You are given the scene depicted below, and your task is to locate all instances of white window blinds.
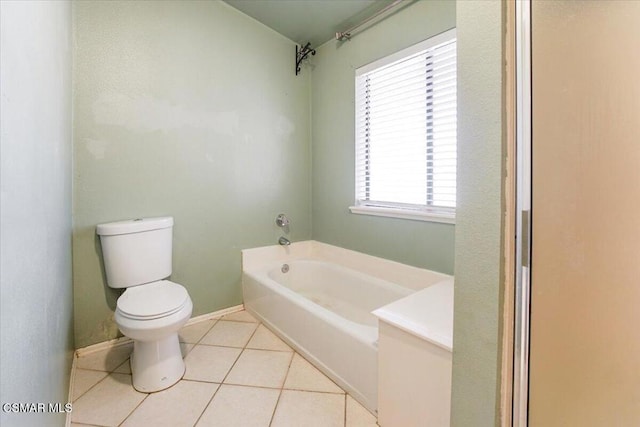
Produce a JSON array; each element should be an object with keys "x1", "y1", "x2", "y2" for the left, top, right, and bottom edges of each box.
[{"x1": 355, "y1": 29, "x2": 457, "y2": 219}]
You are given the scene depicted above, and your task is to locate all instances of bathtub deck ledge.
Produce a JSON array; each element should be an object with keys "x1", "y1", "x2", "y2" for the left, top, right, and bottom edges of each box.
[{"x1": 372, "y1": 279, "x2": 454, "y2": 351}]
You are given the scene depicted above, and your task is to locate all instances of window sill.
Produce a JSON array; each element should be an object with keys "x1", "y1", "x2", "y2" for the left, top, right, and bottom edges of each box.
[{"x1": 349, "y1": 205, "x2": 456, "y2": 224}]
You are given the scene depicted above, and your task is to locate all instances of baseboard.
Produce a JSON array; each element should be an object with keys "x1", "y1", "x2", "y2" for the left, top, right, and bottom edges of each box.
[
  {"x1": 186, "y1": 304, "x2": 244, "y2": 326},
  {"x1": 75, "y1": 335, "x2": 133, "y2": 358},
  {"x1": 74, "y1": 304, "x2": 244, "y2": 357}
]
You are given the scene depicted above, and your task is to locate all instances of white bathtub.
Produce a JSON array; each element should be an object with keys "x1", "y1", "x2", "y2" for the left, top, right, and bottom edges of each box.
[{"x1": 242, "y1": 241, "x2": 453, "y2": 413}]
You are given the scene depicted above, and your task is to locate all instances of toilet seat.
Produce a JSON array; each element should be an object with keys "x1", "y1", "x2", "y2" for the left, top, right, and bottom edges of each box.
[{"x1": 117, "y1": 280, "x2": 189, "y2": 320}]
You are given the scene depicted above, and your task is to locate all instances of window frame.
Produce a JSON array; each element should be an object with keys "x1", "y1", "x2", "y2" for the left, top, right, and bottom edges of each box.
[{"x1": 349, "y1": 29, "x2": 457, "y2": 224}]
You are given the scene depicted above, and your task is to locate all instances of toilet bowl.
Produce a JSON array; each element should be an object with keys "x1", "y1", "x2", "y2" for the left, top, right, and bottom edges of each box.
[
  {"x1": 96, "y1": 217, "x2": 193, "y2": 393},
  {"x1": 114, "y1": 280, "x2": 192, "y2": 392}
]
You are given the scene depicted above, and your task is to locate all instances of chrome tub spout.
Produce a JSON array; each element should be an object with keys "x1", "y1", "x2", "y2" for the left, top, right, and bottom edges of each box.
[{"x1": 278, "y1": 236, "x2": 291, "y2": 246}]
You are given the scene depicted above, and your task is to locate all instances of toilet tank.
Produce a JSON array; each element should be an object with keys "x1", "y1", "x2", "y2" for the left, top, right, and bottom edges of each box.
[{"x1": 96, "y1": 217, "x2": 173, "y2": 289}]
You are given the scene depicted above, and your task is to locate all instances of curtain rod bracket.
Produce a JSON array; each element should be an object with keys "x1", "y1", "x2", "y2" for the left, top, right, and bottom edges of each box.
[
  {"x1": 335, "y1": 32, "x2": 351, "y2": 42},
  {"x1": 296, "y1": 42, "x2": 316, "y2": 75},
  {"x1": 335, "y1": 0, "x2": 408, "y2": 42}
]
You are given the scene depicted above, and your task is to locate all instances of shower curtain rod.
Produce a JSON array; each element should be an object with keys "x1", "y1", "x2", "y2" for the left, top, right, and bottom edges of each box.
[{"x1": 335, "y1": 0, "x2": 408, "y2": 41}]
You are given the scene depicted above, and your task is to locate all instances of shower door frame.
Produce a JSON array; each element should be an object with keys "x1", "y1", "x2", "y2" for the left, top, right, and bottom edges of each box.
[{"x1": 509, "y1": 0, "x2": 532, "y2": 426}]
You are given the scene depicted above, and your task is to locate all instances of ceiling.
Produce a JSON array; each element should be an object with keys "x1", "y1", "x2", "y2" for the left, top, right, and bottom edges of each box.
[{"x1": 223, "y1": 0, "x2": 396, "y2": 47}]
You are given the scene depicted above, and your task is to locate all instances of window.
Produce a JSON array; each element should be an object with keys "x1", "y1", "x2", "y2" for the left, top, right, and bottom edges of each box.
[{"x1": 351, "y1": 29, "x2": 457, "y2": 223}]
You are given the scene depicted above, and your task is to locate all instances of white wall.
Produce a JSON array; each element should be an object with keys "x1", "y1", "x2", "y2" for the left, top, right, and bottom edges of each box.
[{"x1": 0, "y1": 1, "x2": 74, "y2": 425}]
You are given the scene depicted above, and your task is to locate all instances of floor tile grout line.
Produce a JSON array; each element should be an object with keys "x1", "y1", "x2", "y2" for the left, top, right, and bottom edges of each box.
[
  {"x1": 181, "y1": 379, "x2": 276, "y2": 392},
  {"x1": 75, "y1": 354, "x2": 132, "y2": 373},
  {"x1": 117, "y1": 391, "x2": 150, "y2": 427},
  {"x1": 198, "y1": 321, "x2": 260, "y2": 349},
  {"x1": 254, "y1": 321, "x2": 356, "y2": 425},
  {"x1": 344, "y1": 393, "x2": 348, "y2": 427},
  {"x1": 191, "y1": 382, "x2": 223, "y2": 427},
  {"x1": 184, "y1": 316, "x2": 260, "y2": 427},
  {"x1": 192, "y1": 316, "x2": 263, "y2": 427},
  {"x1": 245, "y1": 324, "x2": 295, "y2": 353},
  {"x1": 75, "y1": 344, "x2": 133, "y2": 374},
  {"x1": 72, "y1": 366, "x2": 125, "y2": 374},
  {"x1": 71, "y1": 350, "x2": 134, "y2": 422},
  {"x1": 188, "y1": 317, "x2": 219, "y2": 347},
  {"x1": 173, "y1": 312, "x2": 259, "y2": 347},
  {"x1": 70, "y1": 373, "x2": 106, "y2": 404},
  {"x1": 75, "y1": 421, "x2": 112, "y2": 427},
  {"x1": 215, "y1": 317, "x2": 260, "y2": 324},
  {"x1": 268, "y1": 347, "x2": 296, "y2": 427},
  {"x1": 179, "y1": 377, "x2": 345, "y2": 395},
  {"x1": 246, "y1": 322, "x2": 296, "y2": 353},
  {"x1": 113, "y1": 358, "x2": 131, "y2": 374},
  {"x1": 181, "y1": 343, "x2": 196, "y2": 359},
  {"x1": 183, "y1": 379, "x2": 345, "y2": 395},
  {"x1": 280, "y1": 351, "x2": 296, "y2": 389},
  {"x1": 269, "y1": 388, "x2": 284, "y2": 427},
  {"x1": 250, "y1": 320, "x2": 351, "y2": 395},
  {"x1": 71, "y1": 367, "x2": 124, "y2": 405},
  {"x1": 216, "y1": 318, "x2": 262, "y2": 385},
  {"x1": 285, "y1": 351, "x2": 347, "y2": 395},
  {"x1": 280, "y1": 386, "x2": 345, "y2": 395},
  {"x1": 196, "y1": 341, "x2": 293, "y2": 353}
]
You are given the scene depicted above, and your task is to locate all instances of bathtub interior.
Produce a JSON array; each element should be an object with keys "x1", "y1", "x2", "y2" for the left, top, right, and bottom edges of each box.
[
  {"x1": 267, "y1": 260, "x2": 413, "y2": 327},
  {"x1": 242, "y1": 240, "x2": 451, "y2": 292}
]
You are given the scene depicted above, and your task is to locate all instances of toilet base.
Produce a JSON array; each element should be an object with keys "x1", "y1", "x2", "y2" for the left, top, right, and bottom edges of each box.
[{"x1": 130, "y1": 333, "x2": 185, "y2": 393}]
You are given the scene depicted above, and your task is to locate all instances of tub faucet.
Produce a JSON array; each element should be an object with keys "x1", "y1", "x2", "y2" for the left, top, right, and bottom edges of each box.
[
  {"x1": 278, "y1": 236, "x2": 291, "y2": 246},
  {"x1": 276, "y1": 214, "x2": 290, "y2": 228}
]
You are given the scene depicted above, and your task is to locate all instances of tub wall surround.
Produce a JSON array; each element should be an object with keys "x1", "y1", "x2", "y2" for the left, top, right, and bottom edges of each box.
[
  {"x1": 242, "y1": 241, "x2": 453, "y2": 414},
  {"x1": 0, "y1": 1, "x2": 74, "y2": 425},
  {"x1": 310, "y1": 0, "x2": 456, "y2": 275},
  {"x1": 73, "y1": 0, "x2": 312, "y2": 347}
]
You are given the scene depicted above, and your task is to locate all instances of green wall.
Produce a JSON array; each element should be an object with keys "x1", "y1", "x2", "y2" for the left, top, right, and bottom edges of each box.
[
  {"x1": 73, "y1": 0, "x2": 312, "y2": 347},
  {"x1": 310, "y1": 0, "x2": 456, "y2": 275},
  {"x1": 451, "y1": 1, "x2": 505, "y2": 425},
  {"x1": 310, "y1": 4, "x2": 510, "y2": 422},
  {"x1": 1, "y1": 1, "x2": 74, "y2": 425}
]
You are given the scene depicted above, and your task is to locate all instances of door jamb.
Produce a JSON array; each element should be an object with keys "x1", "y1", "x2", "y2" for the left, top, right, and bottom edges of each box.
[{"x1": 501, "y1": 1, "x2": 532, "y2": 426}]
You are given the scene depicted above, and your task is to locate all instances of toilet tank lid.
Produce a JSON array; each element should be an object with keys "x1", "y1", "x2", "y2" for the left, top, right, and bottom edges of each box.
[{"x1": 96, "y1": 217, "x2": 173, "y2": 236}]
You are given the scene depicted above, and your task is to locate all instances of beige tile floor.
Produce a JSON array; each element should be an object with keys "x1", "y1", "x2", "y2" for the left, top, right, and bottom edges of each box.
[{"x1": 70, "y1": 310, "x2": 378, "y2": 427}]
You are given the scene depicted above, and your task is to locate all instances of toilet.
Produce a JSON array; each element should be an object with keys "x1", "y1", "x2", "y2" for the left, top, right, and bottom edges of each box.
[{"x1": 96, "y1": 216, "x2": 193, "y2": 393}]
